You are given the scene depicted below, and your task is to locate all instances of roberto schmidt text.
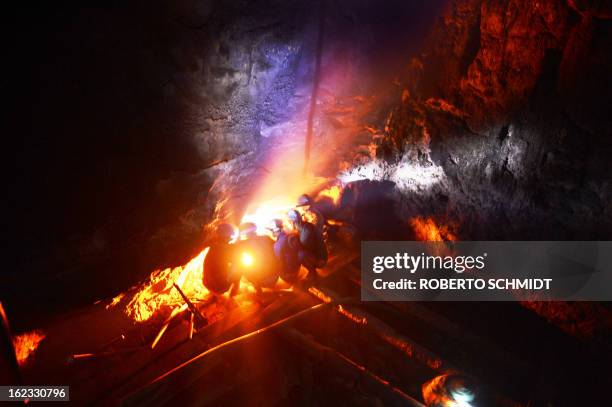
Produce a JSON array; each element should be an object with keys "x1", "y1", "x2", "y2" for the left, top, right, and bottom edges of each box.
[{"x1": 372, "y1": 278, "x2": 553, "y2": 291}]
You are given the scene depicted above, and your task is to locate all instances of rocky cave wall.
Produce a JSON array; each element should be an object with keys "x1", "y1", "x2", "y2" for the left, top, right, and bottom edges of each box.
[
  {"x1": 6, "y1": 0, "x2": 319, "y2": 317},
  {"x1": 5, "y1": 0, "x2": 444, "y2": 320},
  {"x1": 7, "y1": 0, "x2": 609, "y2": 321},
  {"x1": 382, "y1": 0, "x2": 612, "y2": 239}
]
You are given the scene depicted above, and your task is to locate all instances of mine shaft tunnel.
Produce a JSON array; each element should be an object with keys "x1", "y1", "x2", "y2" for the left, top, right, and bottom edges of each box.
[{"x1": 4, "y1": 0, "x2": 612, "y2": 406}]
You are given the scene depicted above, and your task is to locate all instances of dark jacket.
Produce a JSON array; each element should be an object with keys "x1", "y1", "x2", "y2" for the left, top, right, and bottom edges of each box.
[
  {"x1": 297, "y1": 221, "x2": 328, "y2": 263},
  {"x1": 235, "y1": 236, "x2": 279, "y2": 288},
  {"x1": 203, "y1": 241, "x2": 238, "y2": 294},
  {"x1": 274, "y1": 232, "x2": 301, "y2": 282}
]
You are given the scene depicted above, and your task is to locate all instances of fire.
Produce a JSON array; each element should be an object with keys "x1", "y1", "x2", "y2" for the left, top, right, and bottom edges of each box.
[
  {"x1": 13, "y1": 330, "x2": 45, "y2": 366},
  {"x1": 126, "y1": 248, "x2": 210, "y2": 322},
  {"x1": 123, "y1": 198, "x2": 294, "y2": 323},
  {"x1": 124, "y1": 245, "x2": 261, "y2": 323},
  {"x1": 240, "y1": 196, "x2": 297, "y2": 236},
  {"x1": 123, "y1": 172, "x2": 336, "y2": 323},
  {"x1": 318, "y1": 184, "x2": 342, "y2": 205},
  {"x1": 410, "y1": 217, "x2": 456, "y2": 241}
]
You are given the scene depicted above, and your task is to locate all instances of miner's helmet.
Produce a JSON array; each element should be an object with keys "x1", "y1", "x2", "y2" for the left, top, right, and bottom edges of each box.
[
  {"x1": 287, "y1": 209, "x2": 302, "y2": 223},
  {"x1": 239, "y1": 222, "x2": 258, "y2": 239},
  {"x1": 215, "y1": 223, "x2": 235, "y2": 241},
  {"x1": 296, "y1": 194, "x2": 312, "y2": 207}
]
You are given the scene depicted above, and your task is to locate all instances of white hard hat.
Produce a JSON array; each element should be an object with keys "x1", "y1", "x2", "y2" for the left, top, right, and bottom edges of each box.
[
  {"x1": 287, "y1": 209, "x2": 301, "y2": 222},
  {"x1": 297, "y1": 194, "x2": 312, "y2": 207}
]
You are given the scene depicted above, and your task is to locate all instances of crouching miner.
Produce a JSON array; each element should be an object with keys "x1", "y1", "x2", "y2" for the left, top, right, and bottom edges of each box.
[
  {"x1": 287, "y1": 210, "x2": 328, "y2": 283},
  {"x1": 271, "y1": 219, "x2": 301, "y2": 284},
  {"x1": 203, "y1": 223, "x2": 241, "y2": 296},
  {"x1": 235, "y1": 222, "x2": 280, "y2": 293}
]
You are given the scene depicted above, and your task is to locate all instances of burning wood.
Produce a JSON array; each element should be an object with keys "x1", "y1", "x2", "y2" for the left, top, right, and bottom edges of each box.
[
  {"x1": 150, "y1": 304, "x2": 188, "y2": 349},
  {"x1": 188, "y1": 313, "x2": 195, "y2": 340},
  {"x1": 125, "y1": 248, "x2": 210, "y2": 322},
  {"x1": 12, "y1": 330, "x2": 46, "y2": 366},
  {"x1": 172, "y1": 283, "x2": 207, "y2": 325}
]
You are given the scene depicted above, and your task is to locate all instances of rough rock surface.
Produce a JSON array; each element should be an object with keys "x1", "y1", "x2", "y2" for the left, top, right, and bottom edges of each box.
[
  {"x1": 382, "y1": 0, "x2": 612, "y2": 239},
  {"x1": 7, "y1": 0, "x2": 317, "y2": 317},
  {"x1": 6, "y1": 0, "x2": 444, "y2": 318}
]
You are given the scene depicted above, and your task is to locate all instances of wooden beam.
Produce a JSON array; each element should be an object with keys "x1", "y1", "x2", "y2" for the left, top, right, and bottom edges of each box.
[
  {"x1": 307, "y1": 285, "x2": 458, "y2": 372},
  {"x1": 279, "y1": 327, "x2": 426, "y2": 407}
]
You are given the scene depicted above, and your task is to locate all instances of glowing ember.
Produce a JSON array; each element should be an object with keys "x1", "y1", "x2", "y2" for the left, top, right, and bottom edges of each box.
[
  {"x1": 126, "y1": 248, "x2": 210, "y2": 322},
  {"x1": 13, "y1": 330, "x2": 45, "y2": 366},
  {"x1": 106, "y1": 292, "x2": 125, "y2": 309},
  {"x1": 410, "y1": 217, "x2": 456, "y2": 242}
]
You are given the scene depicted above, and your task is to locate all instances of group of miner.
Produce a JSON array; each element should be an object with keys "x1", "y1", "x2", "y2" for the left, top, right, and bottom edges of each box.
[{"x1": 202, "y1": 194, "x2": 329, "y2": 296}]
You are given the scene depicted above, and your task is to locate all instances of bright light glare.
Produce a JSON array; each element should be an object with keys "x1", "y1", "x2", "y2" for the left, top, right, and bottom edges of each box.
[
  {"x1": 241, "y1": 252, "x2": 254, "y2": 267},
  {"x1": 450, "y1": 385, "x2": 475, "y2": 406},
  {"x1": 445, "y1": 399, "x2": 474, "y2": 407},
  {"x1": 338, "y1": 158, "x2": 446, "y2": 192},
  {"x1": 240, "y1": 197, "x2": 296, "y2": 236},
  {"x1": 338, "y1": 161, "x2": 386, "y2": 183},
  {"x1": 392, "y1": 161, "x2": 446, "y2": 191}
]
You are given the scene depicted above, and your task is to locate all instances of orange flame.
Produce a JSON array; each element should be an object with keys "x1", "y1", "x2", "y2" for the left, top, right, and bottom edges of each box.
[
  {"x1": 410, "y1": 217, "x2": 456, "y2": 242},
  {"x1": 240, "y1": 196, "x2": 297, "y2": 236},
  {"x1": 123, "y1": 199, "x2": 290, "y2": 323},
  {"x1": 318, "y1": 184, "x2": 342, "y2": 205},
  {"x1": 13, "y1": 330, "x2": 45, "y2": 366},
  {"x1": 125, "y1": 248, "x2": 211, "y2": 322},
  {"x1": 124, "y1": 245, "x2": 262, "y2": 323}
]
